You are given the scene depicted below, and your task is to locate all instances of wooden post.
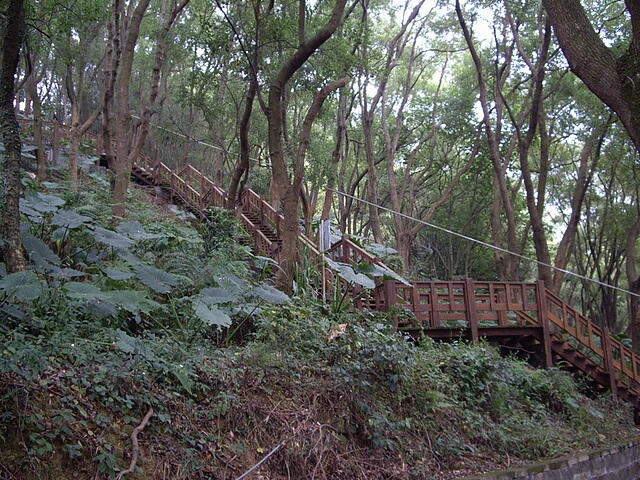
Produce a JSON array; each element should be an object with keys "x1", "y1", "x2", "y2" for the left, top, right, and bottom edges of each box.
[
  {"x1": 339, "y1": 236, "x2": 346, "y2": 262},
  {"x1": 602, "y1": 327, "x2": 618, "y2": 400},
  {"x1": 536, "y1": 280, "x2": 554, "y2": 368},
  {"x1": 353, "y1": 283, "x2": 363, "y2": 310},
  {"x1": 383, "y1": 280, "x2": 398, "y2": 330},
  {"x1": 429, "y1": 282, "x2": 440, "y2": 328},
  {"x1": 464, "y1": 278, "x2": 479, "y2": 343},
  {"x1": 97, "y1": 134, "x2": 104, "y2": 155}
]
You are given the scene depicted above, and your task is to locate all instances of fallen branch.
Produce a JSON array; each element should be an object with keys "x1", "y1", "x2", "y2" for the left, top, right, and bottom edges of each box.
[
  {"x1": 234, "y1": 442, "x2": 284, "y2": 480},
  {"x1": 116, "y1": 407, "x2": 154, "y2": 480}
]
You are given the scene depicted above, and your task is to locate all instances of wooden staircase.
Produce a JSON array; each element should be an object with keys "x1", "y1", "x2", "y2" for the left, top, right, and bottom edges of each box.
[{"x1": 17, "y1": 117, "x2": 640, "y2": 415}]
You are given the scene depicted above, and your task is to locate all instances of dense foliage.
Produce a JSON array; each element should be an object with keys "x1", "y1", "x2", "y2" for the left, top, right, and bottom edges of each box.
[{"x1": 0, "y1": 173, "x2": 636, "y2": 479}]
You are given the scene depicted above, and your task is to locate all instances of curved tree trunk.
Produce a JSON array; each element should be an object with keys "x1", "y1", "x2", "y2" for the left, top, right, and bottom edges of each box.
[
  {"x1": 227, "y1": 82, "x2": 256, "y2": 209},
  {"x1": 542, "y1": 0, "x2": 640, "y2": 152},
  {"x1": 266, "y1": 0, "x2": 348, "y2": 293}
]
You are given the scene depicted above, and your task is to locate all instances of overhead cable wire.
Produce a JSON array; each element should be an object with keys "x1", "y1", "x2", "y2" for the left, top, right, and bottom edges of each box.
[{"x1": 328, "y1": 187, "x2": 640, "y2": 299}]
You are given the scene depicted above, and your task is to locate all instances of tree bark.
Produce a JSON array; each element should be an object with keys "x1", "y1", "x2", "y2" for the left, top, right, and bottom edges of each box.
[
  {"x1": 227, "y1": 82, "x2": 256, "y2": 209},
  {"x1": 321, "y1": 86, "x2": 348, "y2": 222},
  {"x1": 24, "y1": 54, "x2": 47, "y2": 182},
  {"x1": 267, "y1": 0, "x2": 348, "y2": 292},
  {"x1": 627, "y1": 214, "x2": 640, "y2": 352},
  {"x1": 104, "y1": 0, "x2": 188, "y2": 218},
  {"x1": 0, "y1": 0, "x2": 27, "y2": 273},
  {"x1": 542, "y1": 0, "x2": 640, "y2": 151},
  {"x1": 456, "y1": 0, "x2": 519, "y2": 280}
]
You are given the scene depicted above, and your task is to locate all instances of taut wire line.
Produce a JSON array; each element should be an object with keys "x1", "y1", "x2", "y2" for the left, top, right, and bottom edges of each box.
[{"x1": 328, "y1": 187, "x2": 640, "y2": 299}]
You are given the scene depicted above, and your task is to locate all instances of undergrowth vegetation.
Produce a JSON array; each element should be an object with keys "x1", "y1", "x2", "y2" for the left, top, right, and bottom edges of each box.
[{"x1": 0, "y1": 175, "x2": 637, "y2": 479}]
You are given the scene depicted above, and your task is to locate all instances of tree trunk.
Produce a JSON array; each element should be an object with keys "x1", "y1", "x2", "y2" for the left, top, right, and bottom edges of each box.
[
  {"x1": 0, "y1": 0, "x2": 27, "y2": 273},
  {"x1": 24, "y1": 66, "x2": 47, "y2": 181},
  {"x1": 457, "y1": 0, "x2": 519, "y2": 280},
  {"x1": 227, "y1": 82, "x2": 256, "y2": 209},
  {"x1": 321, "y1": 86, "x2": 347, "y2": 222},
  {"x1": 542, "y1": 0, "x2": 640, "y2": 152},
  {"x1": 104, "y1": 0, "x2": 188, "y2": 219},
  {"x1": 550, "y1": 120, "x2": 610, "y2": 292},
  {"x1": 627, "y1": 214, "x2": 640, "y2": 352},
  {"x1": 266, "y1": 0, "x2": 348, "y2": 292}
]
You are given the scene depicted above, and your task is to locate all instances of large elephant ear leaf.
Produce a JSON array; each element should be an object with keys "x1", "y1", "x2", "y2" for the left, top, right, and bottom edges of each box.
[
  {"x1": 20, "y1": 191, "x2": 65, "y2": 213},
  {"x1": 324, "y1": 257, "x2": 375, "y2": 289},
  {"x1": 90, "y1": 226, "x2": 135, "y2": 249},
  {"x1": 251, "y1": 284, "x2": 290, "y2": 304},
  {"x1": 192, "y1": 301, "x2": 232, "y2": 328},
  {"x1": 51, "y1": 210, "x2": 92, "y2": 229},
  {"x1": 0, "y1": 271, "x2": 46, "y2": 302},
  {"x1": 199, "y1": 287, "x2": 239, "y2": 304},
  {"x1": 21, "y1": 228, "x2": 61, "y2": 265},
  {"x1": 133, "y1": 264, "x2": 180, "y2": 293},
  {"x1": 365, "y1": 264, "x2": 411, "y2": 286},
  {"x1": 103, "y1": 290, "x2": 160, "y2": 314},
  {"x1": 217, "y1": 274, "x2": 245, "y2": 293}
]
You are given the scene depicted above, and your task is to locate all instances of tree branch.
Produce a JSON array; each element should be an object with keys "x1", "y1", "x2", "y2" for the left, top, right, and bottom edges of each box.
[{"x1": 116, "y1": 407, "x2": 154, "y2": 479}]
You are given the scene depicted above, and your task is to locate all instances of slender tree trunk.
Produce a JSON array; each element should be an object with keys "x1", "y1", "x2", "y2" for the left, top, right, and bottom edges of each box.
[
  {"x1": 105, "y1": 0, "x2": 188, "y2": 219},
  {"x1": 362, "y1": 110, "x2": 383, "y2": 243},
  {"x1": 550, "y1": 120, "x2": 610, "y2": 292},
  {"x1": 0, "y1": 0, "x2": 27, "y2": 273},
  {"x1": 24, "y1": 67, "x2": 47, "y2": 181},
  {"x1": 627, "y1": 214, "x2": 640, "y2": 352},
  {"x1": 227, "y1": 82, "x2": 256, "y2": 209},
  {"x1": 266, "y1": 0, "x2": 348, "y2": 292},
  {"x1": 321, "y1": 86, "x2": 347, "y2": 222},
  {"x1": 457, "y1": 0, "x2": 519, "y2": 280}
]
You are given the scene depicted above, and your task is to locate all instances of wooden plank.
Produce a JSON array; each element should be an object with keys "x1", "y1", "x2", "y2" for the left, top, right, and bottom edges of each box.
[
  {"x1": 536, "y1": 280, "x2": 553, "y2": 368},
  {"x1": 465, "y1": 278, "x2": 479, "y2": 343},
  {"x1": 602, "y1": 327, "x2": 618, "y2": 399}
]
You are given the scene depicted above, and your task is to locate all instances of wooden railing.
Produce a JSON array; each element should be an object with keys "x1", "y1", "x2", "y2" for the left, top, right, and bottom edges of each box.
[{"x1": 377, "y1": 278, "x2": 640, "y2": 404}]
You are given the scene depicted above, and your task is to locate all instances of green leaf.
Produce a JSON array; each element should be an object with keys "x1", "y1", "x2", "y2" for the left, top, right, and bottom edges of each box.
[
  {"x1": 251, "y1": 284, "x2": 290, "y2": 304},
  {"x1": 365, "y1": 243, "x2": 398, "y2": 256},
  {"x1": 325, "y1": 257, "x2": 375, "y2": 289},
  {"x1": 365, "y1": 263, "x2": 411, "y2": 286},
  {"x1": 171, "y1": 367, "x2": 193, "y2": 394},
  {"x1": 115, "y1": 330, "x2": 155, "y2": 361},
  {"x1": 90, "y1": 227, "x2": 135, "y2": 249},
  {"x1": 51, "y1": 210, "x2": 92, "y2": 229},
  {"x1": 217, "y1": 274, "x2": 245, "y2": 292},
  {"x1": 21, "y1": 229, "x2": 61, "y2": 265},
  {"x1": 63, "y1": 282, "x2": 107, "y2": 301},
  {"x1": 193, "y1": 302, "x2": 232, "y2": 328},
  {"x1": 198, "y1": 287, "x2": 239, "y2": 304},
  {"x1": 46, "y1": 265, "x2": 86, "y2": 279},
  {"x1": 103, "y1": 268, "x2": 134, "y2": 281},
  {"x1": 20, "y1": 191, "x2": 65, "y2": 213},
  {"x1": 0, "y1": 271, "x2": 45, "y2": 302},
  {"x1": 116, "y1": 221, "x2": 162, "y2": 240},
  {"x1": 133, "y1": 264, "x2": 179, "y2": 294},
  {"x1": 103, "y1": 290, "x2": 159, "y2": 314}
]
